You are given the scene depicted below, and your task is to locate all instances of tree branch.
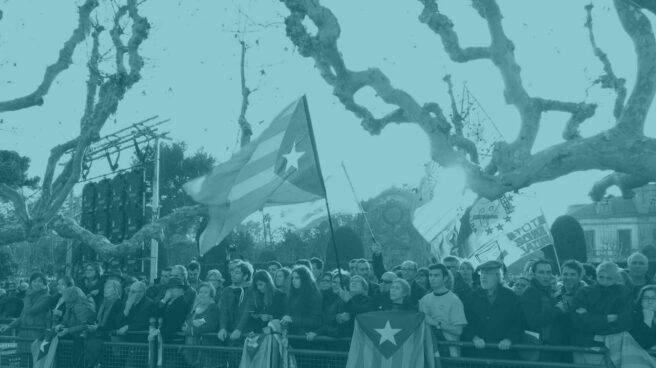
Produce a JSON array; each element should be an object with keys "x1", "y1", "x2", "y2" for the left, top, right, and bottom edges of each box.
[
  {"x1": 585, "y1": 3, "x2": 627, "y2": 120},
  {"x1": 238, "y1": 40, "x2": 253, "y2": 147},
  {"x1": 589, "y1": 171, "x2": 651, "y2": 201},
  {"x1": 0, "y1": 184, "x2": 29, "y2": 223},
  {"x1": 417, "y1": 0, "x2": 491, "y2": 63},
  {"x1": 0, "y1": 221, "x2": 27, "y2": 245},
  {"x1": 612, "y1": 0, "x2": 656, "y2": 135},
  {"x1": 48, "y1": 205, "x2": 208, "y2": 257},
  {"x1": 0, "y1": 0, "x2": 99, "y2": 113},
  {"x1": 534, "y1": 98, "x2": 597, "y2": 140},
  {"x1": 443, "y1": 75, "x2": 464, "y2": 136}
]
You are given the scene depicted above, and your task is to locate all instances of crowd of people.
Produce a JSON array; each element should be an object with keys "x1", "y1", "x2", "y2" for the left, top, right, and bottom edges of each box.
[{"x1": 1, "y1": 247, "x2": 656, "y2": 367}]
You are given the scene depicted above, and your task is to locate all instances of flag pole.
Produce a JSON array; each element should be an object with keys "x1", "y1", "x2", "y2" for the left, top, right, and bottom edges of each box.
[
  {"x1": 341, "y1": 161, "x2": 377, "y2": 243},
  {"x1": 301, "y1": 96, "x2": 346, "y2": 288}
]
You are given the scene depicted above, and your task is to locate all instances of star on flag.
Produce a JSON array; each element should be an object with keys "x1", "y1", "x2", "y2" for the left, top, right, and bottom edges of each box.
[
  {"x1": 282, "y1": 142, "x2": 305, "y2": 172},
  {"x1": 374, "y1": 320, "x2": 401, "y2": 345}
]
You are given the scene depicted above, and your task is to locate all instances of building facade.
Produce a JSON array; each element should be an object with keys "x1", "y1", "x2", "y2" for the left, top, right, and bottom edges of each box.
[{"x1": 568, "y1": 183, "x2": 656, "y2": 262}]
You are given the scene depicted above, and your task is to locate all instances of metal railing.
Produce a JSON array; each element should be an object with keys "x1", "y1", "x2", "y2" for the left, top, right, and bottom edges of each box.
[{"x1": 0, "y1": 327, "x2": 626, "y2": 368}]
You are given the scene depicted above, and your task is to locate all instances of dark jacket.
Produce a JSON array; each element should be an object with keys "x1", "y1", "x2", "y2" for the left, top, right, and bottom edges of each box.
[
  {"x1": 520, "y1": 279, "x2": 562, "y2": 343},
  {"x1": 118, "y1": 297, "x2": 156, "y2": 342},
  {"x1": 94, "y1": 299, "x2": 125, "y2": 339},
  {"x1": 345, "y1": 294, "x2": 378, "y2": 317},
  {"x1": 285, "y1": 291, "x2": 322, "y2": 335},
  {"x1": 0, "y1": 293, "x2": 23, "y2": 319},
  {"x1": 158, "y1": 296, "x2": 188, "y2": 343},
  {"x1": 9, "y1": 289, "x2": 51, "y2": 335},
  {"x1": 570, "y1": 284, "x2": 632, "y2": 347},
  {"x1": 79, "y1": 278, "x2": 103, "y2": 307},
  {"x1": 463, "y1": 286, "x2": 524, "y2": 359},
  {"x1": 219, "y1": 286, "x2": 250, "y2": 332},
  {"x1": 409, "y1": 281, "x2": 427, "y2": 307},
  {"x1": 630, "y1": 309, "x2": 656, "y2": 350},
  {"x1": 378, "y1": 298, "x2": 416, "y2": 311},
  {"x1": 316, "y1": 291, "x2": 350, "y2": 337},
  {"x1": 62, "y1": 299, "x2": 96, "y2": 338},
  {"x1": 185, "y1": 303, "x2": 220, "y2": 337},
  {"x1": 236, "y1": 289, "x2": 286, "y2": 333}
]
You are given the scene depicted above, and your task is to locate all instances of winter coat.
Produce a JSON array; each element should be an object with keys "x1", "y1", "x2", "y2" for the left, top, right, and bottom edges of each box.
[
  {"x1": 570, "y1": 284, "x2": 632, "y2": 347},
  {"x1": 285, "y1": 290, "x2": 322, "y2": 335}
]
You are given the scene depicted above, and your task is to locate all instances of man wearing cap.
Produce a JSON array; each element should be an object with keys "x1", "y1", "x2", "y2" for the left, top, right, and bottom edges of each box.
[{"x1": 463, "y1": 260, "x2": 524, "y2": 359}]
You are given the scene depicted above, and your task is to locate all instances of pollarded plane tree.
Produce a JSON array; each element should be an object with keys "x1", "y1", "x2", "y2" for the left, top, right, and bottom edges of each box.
[
  {"x1": 0, "y1": 0, "x2": 189, "y2": 256},
  {"x1": 278, "y1": 0, "x2": 656, "y2": 201}
]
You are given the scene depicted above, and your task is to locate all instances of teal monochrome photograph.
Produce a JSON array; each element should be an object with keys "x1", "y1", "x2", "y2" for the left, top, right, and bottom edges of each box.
[{"x1": 1, "y1": 0, "x2": 656, "y2": 367}]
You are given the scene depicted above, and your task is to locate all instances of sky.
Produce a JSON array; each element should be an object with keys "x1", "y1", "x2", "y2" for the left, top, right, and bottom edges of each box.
[{"x1": 0, "y1": 0, "x2": 654, "y2": 233}]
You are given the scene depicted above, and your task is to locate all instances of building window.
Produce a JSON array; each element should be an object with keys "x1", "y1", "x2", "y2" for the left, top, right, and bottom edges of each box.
[
  {"x1": 584, "y1": 230, "x2": 595, "y2": 257},
  {"x1": 597, "y1": 199, "x2": 612, "y2": 215},
  {"x1": 618, "y1": 229, "x2": 632, "y2": 257},
  {"x1": 650, "y1": 198, "x2": 656, "y2": 213}
]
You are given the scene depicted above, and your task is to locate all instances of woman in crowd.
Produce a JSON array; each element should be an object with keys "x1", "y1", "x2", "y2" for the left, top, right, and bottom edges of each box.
[
  {"x1": 87, "y1": 279, "x2": 126, "y2": 367},
  {"x1": 415, "y1": 268, "x2": 429, "y2": 291},
  {"x1": 205, "y1": 269, "x2": 224, "y2": 304},
  {"x1": 571, "y1": 262, "x2": 633, "y2": 364},
  {"x1": 236, "y1": 270, "x2": 286, "y2": 335},
  {"x1": 274, "y1": 267, "x2": 292, "y2": 296},
  {"x1": 380, "y1": 278, "x2": 414, "y2": 311},
  {"x1": 459, "y1": 261, "x2": 475, "y2": 289},
  {"x1": 80, "y1": 262, "x2": 104, "y2": 307},
  {"x1": 630, "y1": 285, "x2": 656, "y2": 349},
  {"x1": 345, "y1": 275, "x2": 378, "y2": 317},
  {"x1": 310, "y1": 273, "x2": 351, "y2": 342},
  {"x1": 282, "y1": 266, "x2": 322, "y2": 336},
  {"x1": 56, "y1": 286, "x2": 96, "y2": 368},
  {"x1": 184, "y1": 282, "x2": 220, "y2": 368},
  {"x1": 0, "y1": 273, "x2": 52, "y2": 353},
  {"x1": 51, "y1": 276, "x2": 75, "y2": 326}
]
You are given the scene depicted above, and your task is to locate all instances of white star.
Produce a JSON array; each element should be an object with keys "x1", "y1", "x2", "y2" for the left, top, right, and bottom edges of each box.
[
  {"x1": 374, "y1": 320, "x2": 402, "y2": 346},
  {"x1": 282, "y1": 142, "x2": 305, "y2": 172},
  {"x1": 40, "y1": 339, "x2": 49, "y2": 353}
]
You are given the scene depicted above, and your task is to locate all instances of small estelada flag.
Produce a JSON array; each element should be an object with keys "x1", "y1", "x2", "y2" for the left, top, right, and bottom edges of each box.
[
  {"x1": 31, "y1": 330, "x2": 59, "y2": 368},
  {"x1": 346, "y1": 311, "x2": 435, "y2": 368}
]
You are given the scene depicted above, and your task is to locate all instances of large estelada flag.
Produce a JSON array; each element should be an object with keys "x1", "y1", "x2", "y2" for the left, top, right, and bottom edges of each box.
[
  {"x1": 31, "y1": 331, "x2": 58, "y2": 368},
  {"x1": 346, "y1": 311, "x2": 435, "y2": 368},
  {"x1": 184, "y1": 96, "x2": 327, "y2": 255}
]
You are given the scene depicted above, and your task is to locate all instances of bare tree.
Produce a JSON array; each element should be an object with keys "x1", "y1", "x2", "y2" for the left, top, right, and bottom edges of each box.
[
  {"x1": 0, "y1": 0, "x2": 207, "y2": 257},
  {"x1": 279, "y1": 0, "x2": 656, "y2": 201}
]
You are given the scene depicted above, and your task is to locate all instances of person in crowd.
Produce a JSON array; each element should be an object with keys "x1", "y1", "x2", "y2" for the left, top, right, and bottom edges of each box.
[
  {"x1": 582, "y1": 263, "x2": 597, "y2": 286},
  {"x1": 188, "y1": 260, "x2": 202, "y2": 292},
  {"x1": 267, "y1": 261, "x2": 282, "y2": 278},
  {"x1": 463, "y1": 260, "x2": 523, "y2": 360},
  {"x1": 374, "y1": 272, "x2": 398, "y2": 306},
  {"x1": 282, "y1": 265, "x2": 322, "y2": 337},
  {"x1": 570, "y1": 261, "x2": 633, "y2": 364},
  {"x1": 80, "y1": 262, "x2": 104, "y2": 307},
  {"x1": 56, "y1": 286, "x2": 96, "y2": 368},
  {"x1": 557, "y1": 260, "x2": 587, "y2": 310},
  {"x1": 235, "y1": 270, "x2": 285, "y2": 336},
  {"x1": 89, "y1": 279, "x2": 125, "y2": 339},
  {"x1": 0, "y1": 272, "x2": 51, "y2": 353},
  {"x1": 117, "y1": 281, "x2": 156, "y2": 341},
  {"x1": 0, "y1": 282, "x2": 22, "y2": 319},
  {"x1": 86, "y1": 279, "x2": 126, "y2": 367},
  {"x1": 459, "y1": 261, "x2": 476, "y2": 289},
  {"x1": 205, "y1": 269, "x2": 225, "y2": 304},
  {"x1": 519, "y1": 260, "x2": 563, "y2": 361},
  {"x1": 345, "y1": 275, "x2": 378, "y2": 318},
  {"x1": 348, "y1": 259, "x2": 358, "y2": 276},
  {"x1": 355, "y1": 259, "x2": 379, "y2": 298},
  {"x1": 156, "y1": 278, "x2": 189, "y2": 344},
  {"x1": 400, "y1": 260, "x2": 428, "y2": 307},
  {"x1": 317, "y1": 272, "x2": 333, "y2": 294},
  {"x1": 184, "y1": 282, "x2": 220, "y2": 361},
  {"x1": 274, "y1": 267, "x2": 292, "y2": 296},
  {"x1": 312, "y1": 272, "x2": 351, "y2": 341},
  {"x1": 624, "y1": 252, "x2": 653, "y2": 299},
  {"x1": 512, "y1": 276, "x2": 530, "y2": 296},
  {"x1": 443, "y1": 256, "x2": 471, "y2": 299},
  {"x1": 310, "y1": 257, "x2": 324, "y2": 280},
  {"x1": 415, "y1": 267, "x2": 429, "y2": 291},
  {"x1": 218, "y1": 260, "x2": 253, "y2": 343},
  {"x1": 419, "y1": 264, "x2": 467, "y2": 357},
  {"x1": 171, "y1": 264, "x2": 197, "y2": 310},
  {"x1": 147, "y1": 266, "x2": 172, "y2": 302},
  {"x1": 51, "y1": 276, "x2": 75, "y2": 326},
  {"x1": 380, "y1": 278, "x2": 414, "y2": 311},
  {"x1": 630, "y1": 285, "x2": 656, "y2": 349}
]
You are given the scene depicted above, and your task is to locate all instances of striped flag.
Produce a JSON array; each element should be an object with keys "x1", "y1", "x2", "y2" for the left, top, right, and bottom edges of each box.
[
  {"x1": 31, "y1": 331, "x2": 58, "y2": 368},
  {"x1": 346, "y1": 311, "x2": 435, "y2": 368},
  {"x1": 184, "y1": 96, "x2": 327, "y2": 255}
]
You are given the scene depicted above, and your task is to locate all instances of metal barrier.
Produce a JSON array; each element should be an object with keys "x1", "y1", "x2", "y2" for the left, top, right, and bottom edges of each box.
[{"x1": 0, "y1": 329, "x2": 620, "y2": 368}]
